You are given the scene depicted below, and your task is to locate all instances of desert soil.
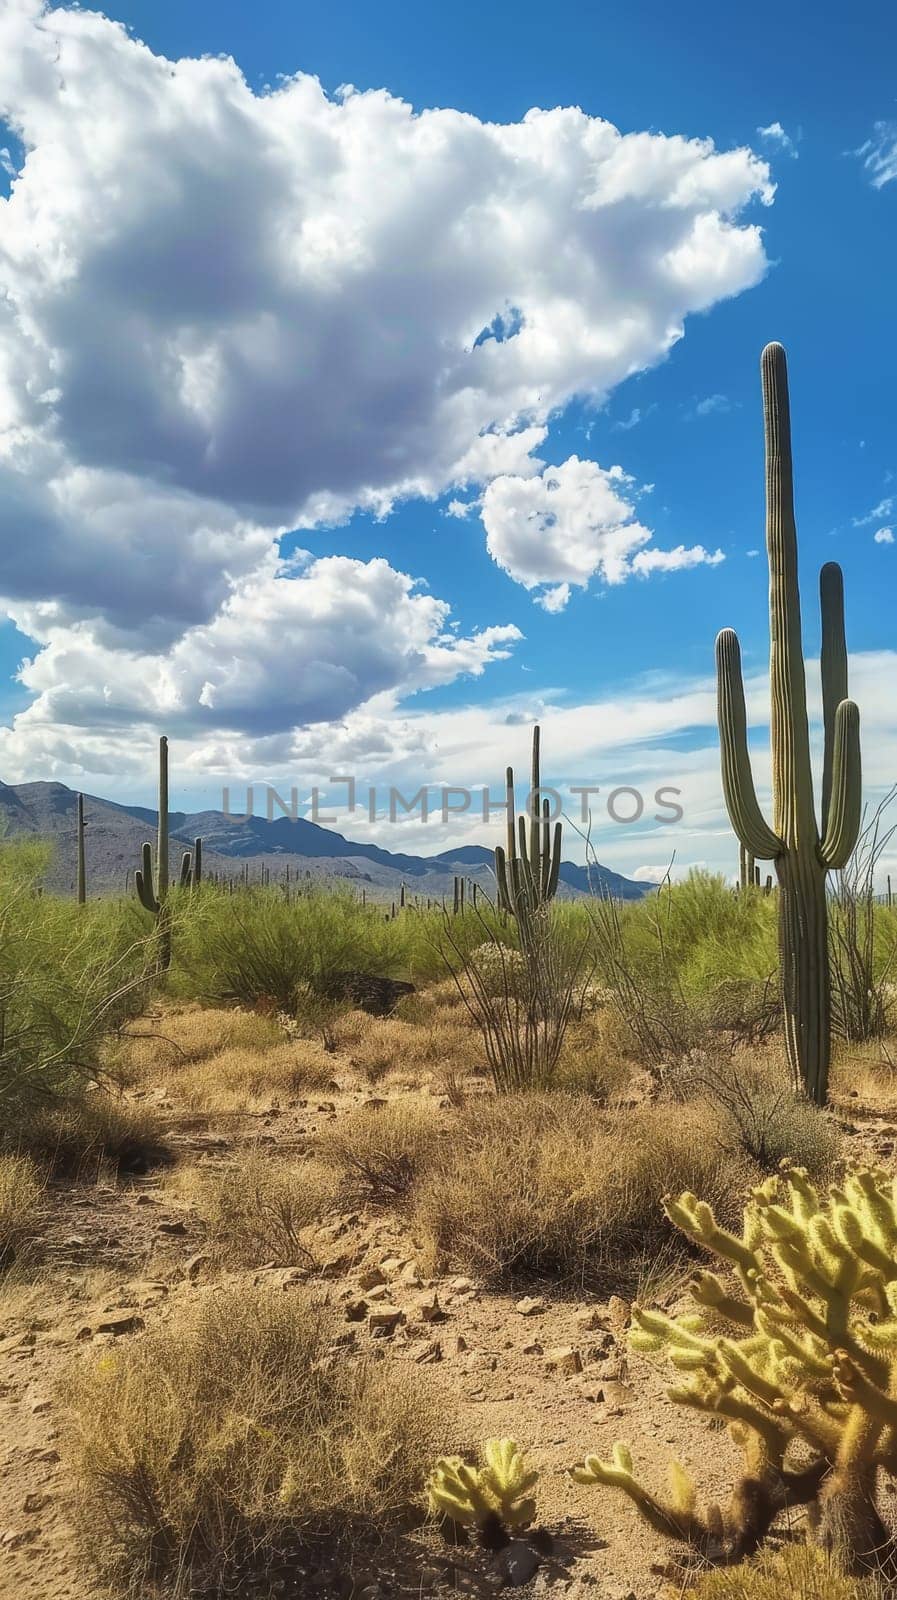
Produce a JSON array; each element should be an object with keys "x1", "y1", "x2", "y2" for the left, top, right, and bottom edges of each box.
[{"x1": 2, "y1": 1054, "x2": 895, "y2": 1600}]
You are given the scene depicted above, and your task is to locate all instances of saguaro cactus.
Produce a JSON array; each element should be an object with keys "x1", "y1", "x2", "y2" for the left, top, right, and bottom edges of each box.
[
  {"x1": 716, "y1": 343, "x2": 861, "y2": 1104},
  {"x1": 135, "y1": 736, "x2": 174, "y2": 966},
  {"x1": 494, "y1": 725, "x2": 562, "y2": 944},
  {"x1": 76, "y1": 792, "x2": 86, "y2": 905}
]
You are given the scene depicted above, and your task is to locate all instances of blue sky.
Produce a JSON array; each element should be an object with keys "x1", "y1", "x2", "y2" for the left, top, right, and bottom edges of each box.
[{"x1": 0, "y1": 0, "x2": 894, "y2": 880}]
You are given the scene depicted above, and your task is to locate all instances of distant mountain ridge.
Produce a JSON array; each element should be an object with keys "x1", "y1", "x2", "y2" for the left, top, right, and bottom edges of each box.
[{"x1": 0, "y1": 779, "x2": 650, "y2": 901}]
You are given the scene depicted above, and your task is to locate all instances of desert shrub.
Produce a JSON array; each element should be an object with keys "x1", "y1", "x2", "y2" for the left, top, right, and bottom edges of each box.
[
  {"x1": 61, "y1": 1285, "x2": 438, "y2": 1588},
  {"x1": 0, "y1": 1153, "x2": 43, "y2": 1269},
  {"x1": 317, "y1": 1100, "x2": 444, "y2": 1206},
  {"x1": 180, "y1": 1151, "x2": 337, "y2": 1266},
  {"x1": 688, "y1": 1545, "x2": 882, "y2": 1599},
  {"x1": 673, "y1": 1054, "x2": 841, "y2": 1177},
  {"x1": 442, "y1": 911, "x2": 590, "y2": 1093},
  {"x1": 830, "y1": 795, "x2": 897, "y2": 1045},
  {"x1": 413, "y1": 1095, "x2": 742, "y2": 1287},
  {"x1": 587, "y1": 873, "x2": 779, "y2": 1071},
  {"x1": 171, "y1": 886, "x2": 407, "y2": 1009},
  {"x1": 0, "y1": 841, "x2": 156, "y2": 1146},
  {"x1": 16, "y1": 1090, "x2": 164, "y2": 1178}
]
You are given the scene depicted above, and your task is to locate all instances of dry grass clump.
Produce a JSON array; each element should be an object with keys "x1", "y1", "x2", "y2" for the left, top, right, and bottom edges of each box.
[
  {"x1": 171, "y1": 1040, "x2": 338, "y2": 1113},
  {"x1": 687, "y1": 1543, "x2": 883, "y2": 1599},
  {"x1": 0, "y1": 1153, "x2": 44, "y2": 1269},
  {"x1": 672, "y1": 1051, "x2": 842, "y2": 1178},
  {"x1": 176, "y1": 1150, "x2": 338, "y2": 1267},
  {"x1": 338, "y1": 1011, "x2": 480, "y2": 1086},
  {"x1": 553, "y1": 1015, "x2": 633, "y2": 1102},
  {"x1": 412, "y1": 1095, "x2": 743, "y2": 1288},
  {"x1": 17, "y1": 1090, "x2": 164, "y2": 1178},
  {"x1": 60, "y1": 1284, "x2": 439, "y2": 1589},
  {"x1": 317, "y1": 1099, "x2": 445, "y2": 1206},
  {"x1": 116, "y1": 1004, "x2": 284, "y2": 1078},
  {"x1": 830, "y1": 1037, "x2": 897, "y2": 1110}
]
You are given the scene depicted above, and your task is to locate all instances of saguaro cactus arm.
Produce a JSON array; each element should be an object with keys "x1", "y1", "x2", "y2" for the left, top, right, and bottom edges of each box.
[
  {"x1": 135, "y1": 840, "x2": 160, "y2": 914},
  {"x1": 819, "y1": 700, "x2": 862, "y2": 869},
  {"x1": 716, "y1": 629, "x2": 782, "y2": 861},
  {"x1": 820, "y1": 562, "x2": 849, "y2": 828}
]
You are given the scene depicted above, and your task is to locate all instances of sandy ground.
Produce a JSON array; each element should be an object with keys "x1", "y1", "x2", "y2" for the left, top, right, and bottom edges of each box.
[{"x1": 2, "y1": 1056, "x2": 896, "y2": 1600}]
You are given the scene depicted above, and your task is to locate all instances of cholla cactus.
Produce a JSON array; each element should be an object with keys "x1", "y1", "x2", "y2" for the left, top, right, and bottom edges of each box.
[
  {"x1": 716, "y1": 345, "x2": 861, "y2": 1104},
  {"x1": 428, "y1": 1438, "x2": 538, "y2": 1536},
  {"x1": 494, "y1": 726, "x2": 562, "y2": 945},
  {"x1": 571, "y1": 1165, "x2": 897, "y2": 1573}
]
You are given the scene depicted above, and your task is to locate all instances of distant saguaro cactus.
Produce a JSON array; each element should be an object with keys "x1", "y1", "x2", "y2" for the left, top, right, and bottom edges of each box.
[
  {"x1": 494, "y1": 725, "x2": 562, "y2": 945},
  {"x1": 76, "y1": 792, "x2": 87, "y2": 906},
  {"x1": 135, "y1": 736, "x2": 176, "y2": 967},
  {"x1": 716, "y1": 343, "x2": 861, "y2": 1104}
]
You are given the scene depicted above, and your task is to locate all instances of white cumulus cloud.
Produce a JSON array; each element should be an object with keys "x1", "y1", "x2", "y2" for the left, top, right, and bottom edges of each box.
[
  {"x1": 874, "y1": 527, "x2": 894, "y2": 545},
  {"x1": 481, "y1": 455, "x2": 724, "y2": 608},
  {"x1": 0, "y1": 0, "x2": 775, "y2": 774}
]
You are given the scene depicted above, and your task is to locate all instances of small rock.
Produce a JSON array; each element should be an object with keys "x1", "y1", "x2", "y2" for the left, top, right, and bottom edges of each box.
[
  {"x1": 30, "y1": 1399, "x2": 51, "y2": 1415},
  {"x1": 184, "y1": 1252, "x2": 210, "y2": 1281},
  {"x1": 545, "y1": 1345, "x2": 582, "y2": 1376},
  {"x1": 415, "y1": 1339, "x2": 443, "y2": 1364},
  {"x1": 22, "y1": 1493, "x2": 48, "y2": 1514},
  {"x1": 497, "y1": 1540, "x2": 540, "y2": 1587},
  {"x1": 415, "y1": 1291, "x2": 446, "y2": 1323},
  {"x1": 452, "y1": 1335, "x2": 468, "y2": 1355},
  {"x1": 358, "y1": 1266, "x2": 386, "y2": 1291},
  {"x1": 450, "y1": 1276, "x2": 476, "y2": 1294},
  {"x1": 574, "y1": 1306, "x2": 603, "y2": 1331},
  {"x1": 96, "y1": 1312, "x2": 144, "y2": 1337},
  {"x1": 156, "y1": 1219, "x2": 187, "y2": 1236},
  {"x1": 522, "y1": 1341, "x2": 544, "y2": 1357},
  {"x1": 368, "y1": 1305, "x2": 405, "y2": 1335},
  {"x1": 400, "y1": 1260, "x2": 423, "y2": 1287},
  {"x1": 380, "y1": 1256, "x2": 403, "y2": 1276},
  {"x1": 515, "y1": 1296, "x2": 546, "y2": 1316},
  {"x1": 606, "y1": 1295, "x2": 631, "y2": 1332},
  {"x1": 344, "y1": 1299, "x2": 369, "y2": 1322}
]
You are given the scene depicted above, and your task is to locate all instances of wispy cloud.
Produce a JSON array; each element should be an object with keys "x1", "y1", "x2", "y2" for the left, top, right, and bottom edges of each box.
[
  {"x1": 684, "y1": 393, "x2": 734, "y2": 421},
  {"x1": 852, "y1": 121, "x2": 897, "y2": 188},
  {"x1": 853, "y1": 496, "x2": 895, "y2": 527},
  {"x1": 613, "y1": 403, "x2": 658, "y2": 431},
  {"x1": 757, "y1": 121, "x2": 799, "y2": 159}
]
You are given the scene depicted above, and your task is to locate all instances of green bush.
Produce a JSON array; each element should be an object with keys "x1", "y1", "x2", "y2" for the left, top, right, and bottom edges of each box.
[{"x1": 0, "y1": 841, "x2": 155, "y2": 1147}]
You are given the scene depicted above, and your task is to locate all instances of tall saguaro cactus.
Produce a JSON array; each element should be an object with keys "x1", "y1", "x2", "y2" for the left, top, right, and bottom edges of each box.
[
  {"x1": 494, "y1": 725, "x2": 562, "y2": 944},
  {"x1": 716, "y1": 343, "x2": 862, "y2": 1105},
  {"x1": 76, "y1": 792, "x2": 87, "y2": 905},
  {"x1": 135, "y1": 736, "x2": 174, "y2": 967}
]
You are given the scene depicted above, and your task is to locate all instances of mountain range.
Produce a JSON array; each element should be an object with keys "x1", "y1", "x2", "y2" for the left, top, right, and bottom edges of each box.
[{"x1": 0, "y1": 780, "x2": 650, "y2": 902}]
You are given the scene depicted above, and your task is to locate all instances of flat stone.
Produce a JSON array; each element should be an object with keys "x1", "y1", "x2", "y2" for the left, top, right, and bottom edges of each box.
[{"x1": 515, "y1": 1296, "x2": 546, "y2": 1316}]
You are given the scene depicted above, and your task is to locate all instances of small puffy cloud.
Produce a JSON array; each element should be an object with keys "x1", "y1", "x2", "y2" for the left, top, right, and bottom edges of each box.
[
  {"x1": 746, "y1": 548, "x2": 760, "y2": 558},
  {"x1": 757, "y1": 122, "x2": 799, "y2": 159},
  {"x1": 481, "y1": 454, "x2": 724, "y2": 607},
  {"x1": 852, "y1": 122, "x2": 897, "y2": 189},
  {"x1": 445, "y1": 498, "x2": 477, "y2": 519},
  {"x1": 874, "y1": 527, "x2": 894, "y2": 545}
]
